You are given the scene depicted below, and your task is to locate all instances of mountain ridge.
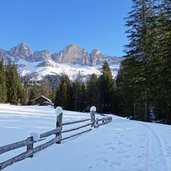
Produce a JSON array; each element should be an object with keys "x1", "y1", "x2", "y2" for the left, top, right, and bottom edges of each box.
[{"x1": 0, "y1": 43, "x2": 123, "y2": 81}]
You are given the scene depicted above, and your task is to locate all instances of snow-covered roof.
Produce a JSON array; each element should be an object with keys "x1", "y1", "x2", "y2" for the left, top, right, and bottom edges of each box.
[{"x1": 30, "y1": 95, "x2": 52, "y2": 103}]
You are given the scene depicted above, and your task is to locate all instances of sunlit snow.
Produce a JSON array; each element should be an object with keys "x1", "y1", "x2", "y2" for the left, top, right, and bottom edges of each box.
[{"x1": 0, "y1": 104, "x2": 171, "y2": 171}]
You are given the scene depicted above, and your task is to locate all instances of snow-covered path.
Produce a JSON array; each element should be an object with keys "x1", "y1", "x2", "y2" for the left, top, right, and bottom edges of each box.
[
  {"x1": 140, "y1": 122, "x2": 167, "y2": 171},
  {"x1": 0, "y1": 105, "x2": 171, "y2": 171}
]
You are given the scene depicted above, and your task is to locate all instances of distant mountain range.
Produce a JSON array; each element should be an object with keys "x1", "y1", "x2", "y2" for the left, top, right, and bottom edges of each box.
[{"x1": 0, "y1": 43, "x2": 123, "y2": 81}]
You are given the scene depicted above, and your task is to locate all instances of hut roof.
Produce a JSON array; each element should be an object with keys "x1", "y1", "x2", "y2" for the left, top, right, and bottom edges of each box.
[{"x1": 30, "y1": 95, "x2": 52, "y2": 103}]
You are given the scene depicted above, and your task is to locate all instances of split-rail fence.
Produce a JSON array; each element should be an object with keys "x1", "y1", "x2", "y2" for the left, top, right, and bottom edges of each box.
[{"x1": 0, "y1": 106, "x2": 112, "y2": 170}]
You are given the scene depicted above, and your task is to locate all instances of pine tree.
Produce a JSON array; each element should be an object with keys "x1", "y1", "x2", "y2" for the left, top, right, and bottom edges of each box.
[
  {"x1": 21, "y1": 81, "x2": 30, "y2": 104},
  {"x1": 54, "y1": 75, "x2": 72, "y2": 110},
  {"x1": 98, "y1": 61, "x2": 116, "y2": 113},
  {"x1": 6, "y1": 63, "x2": 22, "y2": 104},
  {"x1": 71, "y1": 74, "x2": 85, "y2": 111},
  {"x1": 154, "y1": 0, "x2": 171, "y2": 123},
  {"x1": 41, "y1": 79, "x2": 51, "y2": 98},
  {"x1": 29, "y1": 84, "x2": 40, "y2": 100},
  {"x1": 0, "y1": 60, "x2": 7, "y2": 102},
  {"x1": 86, "y1": 74, "x2": 99, "y2": 109},
  {"x1": 121, "y1": 0, "x2": 156, "y2": 120},
  {"x1": 117, "y1": 0, "x2": 171, "y2": 122},
  {"x1": 80, "y1": 82, "x2": 87, "y2": 111}
]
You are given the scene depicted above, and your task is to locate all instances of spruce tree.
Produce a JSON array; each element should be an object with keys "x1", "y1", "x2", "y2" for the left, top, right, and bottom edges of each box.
[
  {"x1": 54, "y1": 75, "x2": 72, "y2": 110},
  {"x1": 154, "y1": 0, "x2": 171, "y2": 123},
  {"x1": 121, "y1": 0, "x2": 155, "y2": 120},
  {"x1": 98, "y1": 61, "x2": 116, "y2": 113},
  {"x1": 86, "y1": 74, "x2": 99, "y2": 109},
  {"x1": 6, "y1": 63, "x2": 22, "y2": 104},
  {"x1": 21, "y1": 81, "x2": 30, "y2": 104},
  {"x1": 0, "y1": 60, "x2": 7, "y2": 102},
  {"x1": 117, "y1": 0, "x2": 171, "y2": 122},
  {"x1": 71, "y1": 74, "x2": 84, "y2": 111}
]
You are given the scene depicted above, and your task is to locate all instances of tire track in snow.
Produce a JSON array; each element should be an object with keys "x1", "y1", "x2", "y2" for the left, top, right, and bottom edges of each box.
[{"x1": 139, "y1": 122, "x2": 168, "y2": 171}]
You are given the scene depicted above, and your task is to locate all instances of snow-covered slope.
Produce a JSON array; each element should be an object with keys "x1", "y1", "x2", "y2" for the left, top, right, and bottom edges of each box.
[
  {"x1": 0, "y1": 43, "x2": 123, "y2": 81},
  {"x1": 0, "y1": 104, "x2": 171, "y2": 171}
]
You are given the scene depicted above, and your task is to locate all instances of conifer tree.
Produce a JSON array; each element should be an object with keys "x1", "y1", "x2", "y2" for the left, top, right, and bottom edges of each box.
[
  {"x1": 71, "y1": 74, "x2": 85, "y2": 111},
  {"x1": 21, "y1": 81, "x2": 30, "y2": 104},
  {"x1": 6, "y1": 63, "x2": 22, "y2": 104},
  {"x1": 117, "y1": 0, "x2": 171, "y2": 122},
  {"x1": 86, "y1": 74, "x2": 99, "y2": 109},
  {"x1": 154, "y1": 0, "x2": 171, "y2": 123},
  {"x1": 29, "y1": 84, "x2": 41, "y2": 100},
  {"x1": 119, "y1": 0, "x2": 156, "y2": 120},
  {"x1": 0, "y1": 60, "x2": 7, "y2": 102},
  {"x1": 98, "y1": 61, "x2": 116, "y2": 113},
  {"x1": 54, "y1": 75, "x2": 72, "y2": 110}
]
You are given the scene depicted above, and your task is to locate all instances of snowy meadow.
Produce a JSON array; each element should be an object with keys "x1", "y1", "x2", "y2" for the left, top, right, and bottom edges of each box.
[{"x1": 0, "y1": 104, "x2": 171, "y2": 171}]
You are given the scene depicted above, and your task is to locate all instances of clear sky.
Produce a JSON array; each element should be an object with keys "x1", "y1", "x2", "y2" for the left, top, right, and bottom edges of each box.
[{"x1": 0, "y1": 0, "x2": 132, "y2": 56}]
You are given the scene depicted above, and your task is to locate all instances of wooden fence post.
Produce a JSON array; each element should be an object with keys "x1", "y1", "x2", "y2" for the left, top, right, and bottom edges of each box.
[
  {"x1": 90, "y1": 106, "x2": 96, "y2": 127},
  {"x1": 26, "y1": 136, "x2": 33, "y2": 158},
  {"x1": 56, "y1": 106, "x2": 63, "y2": 144},
  {"x1": 94, "y1": 118, "x2": 99, "y2": 128}
]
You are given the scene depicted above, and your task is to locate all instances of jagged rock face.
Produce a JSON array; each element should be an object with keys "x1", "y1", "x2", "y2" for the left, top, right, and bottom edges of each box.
[
  {"x1": 90, "y1": 49, "x2": 106, "y2": 66},
  {"x1": 37, "y1": 61, "x2": 49, "y2": 67},
  {"x1": 0, "y1": 49, "x2": 10, "y2": 63},
  {"x1": 31, "y1": 50, "x2": 52, "y2": 62},
  {"x1": 9, "y1": 43, "x2": 30, "y2": 60},
  {"x1": 52, "y1": 44, "x2": 90, "y2": 65}
]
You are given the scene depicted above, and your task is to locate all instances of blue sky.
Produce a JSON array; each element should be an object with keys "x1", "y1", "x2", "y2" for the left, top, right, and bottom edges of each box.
[{"x1": 0, "y1": 0, "x2": 132, "y2": 56}]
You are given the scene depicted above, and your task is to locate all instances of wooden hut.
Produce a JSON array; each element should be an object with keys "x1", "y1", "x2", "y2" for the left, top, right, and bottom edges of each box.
[{"x1": 29, "y1": 95, "x2": 53, "y2": 106}]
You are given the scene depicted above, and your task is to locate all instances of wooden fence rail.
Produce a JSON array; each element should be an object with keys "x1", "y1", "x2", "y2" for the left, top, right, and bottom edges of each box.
[
  {"x1": 62, "y1": 123, "x2": 92, "y2": 133},
  {"x1": 62, "y1": 118, "x2": 91, "y2": 126},
  {"x1": 0, "y1": 127, "x2": 62, "y2": 155},
  {"x1": 0, "y1": 106, "x2": 112, "y2": 170}
]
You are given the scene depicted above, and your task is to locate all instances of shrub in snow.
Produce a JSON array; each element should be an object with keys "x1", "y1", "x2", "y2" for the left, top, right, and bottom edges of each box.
[
  {"x1": 90, "y1": 106, "x2": 96, "y2": 112},
  {"x1": 30, "y1": 132, "x2": 40, "y2": 142}
]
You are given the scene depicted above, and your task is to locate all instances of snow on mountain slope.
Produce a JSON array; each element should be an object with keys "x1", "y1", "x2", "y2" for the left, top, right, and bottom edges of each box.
[
  {"x1": 17, "y1": 58, "x2": 102, "y2": 81},
  {"x1": 1, "y1": 104, "x2": 170, "y2": 171},
  {"x1": 5, "y1": 54, "x2": 120, "y2": 81},
  {"x1": 0, "y1": 43, "x2": 123, "y2": 81}
]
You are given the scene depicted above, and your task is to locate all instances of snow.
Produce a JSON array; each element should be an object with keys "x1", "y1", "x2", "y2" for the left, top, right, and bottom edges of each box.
[
  {"x1": 90, "y1": 106, "x2": 96, "y2": 112},
  {"x1": 0, "y1": 104, "x2": 171, "y2": 171},
  {"x1": 55, "y1": 106, "x2": 63, "y2": 116},
  {"x1": 29, "y1": 133, "x2": 40, "y2": 142},
  {"x1": 14, "y1": 57, "x2": 119, "y2": 81}
]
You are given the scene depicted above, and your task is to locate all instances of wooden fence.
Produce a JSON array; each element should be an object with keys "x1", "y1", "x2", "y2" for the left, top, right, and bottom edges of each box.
[{"x1": 0, "y1": 106, "x2": 112, "y2": 170}]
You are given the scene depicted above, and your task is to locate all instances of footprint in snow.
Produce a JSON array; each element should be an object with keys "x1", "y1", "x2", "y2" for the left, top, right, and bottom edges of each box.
[
  {"x1": 109, "y1": 161, "x2": 121, "y2": 167},
  {"x1": 109, "y1": 146, "x2": 116, "y2": 150},
  {"x1": 118, "y1": 141, "x2": 125, "y2": 145},
  {"x1": 125, "y1": 144, "x2": 132, "y2": 148},
  {"x1": 105, "y1": 142, "x2": 112, "y2": 146},
  {"x1": 138, "y1": 153, "x2": 144, "y2": 159},
  {"x1": 118, "y1": 149, "x2": 127, "y2": 154}
]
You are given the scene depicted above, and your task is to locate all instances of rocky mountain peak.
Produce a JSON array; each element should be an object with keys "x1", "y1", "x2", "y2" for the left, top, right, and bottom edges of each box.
[
  {"x1": 9, "y1": 43, "x2": 30, "y2": 59},
  {"x1": 52, "y1": 44, "x2": 90, "y2": 65},
  {"x1": 63, "y1": 44, "x2": 87, "y2": 54},
  {"x1": 31, "y1": 50, "x2": 52, "y2": 62},
  {"x1": 90, "y1": 49, "x2": 102, "y2": 56},
  {"x1": 90, "y1": 49, "x2": 106, "y2": 66},
  {"x1": 65, "y1": 44, "x2": 78, "y2": 49}
]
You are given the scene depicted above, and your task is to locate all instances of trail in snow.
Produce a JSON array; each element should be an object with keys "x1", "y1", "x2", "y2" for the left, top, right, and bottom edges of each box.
[
  {"x1": 128, "y1": 121, "x2": 168, "y2": 171},
  {"x1": 139, "y1": 123, "x2": 167, "y2": 171}
]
